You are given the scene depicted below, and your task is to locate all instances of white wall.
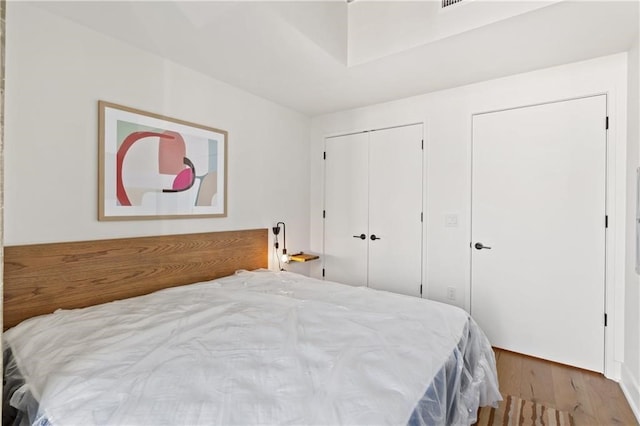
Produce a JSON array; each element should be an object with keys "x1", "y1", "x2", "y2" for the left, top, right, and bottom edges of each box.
[
  {"x1": 4, "y1": 3, "x2": 311, "y2": 269},
  {"x1": 622, "y1": 32, "x2": 640, "y2": 420},
  {"x1": 347, "y1": 0, "x2": 558, "y2": 65},
  {"x1": 310, "y1": 54, "x2": 628, "y2": 378}
]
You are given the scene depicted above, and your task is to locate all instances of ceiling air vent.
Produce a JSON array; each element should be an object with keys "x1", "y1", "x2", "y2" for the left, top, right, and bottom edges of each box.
[{"x1": 442, "y1": 0, "x2": 464, "y2": 8}]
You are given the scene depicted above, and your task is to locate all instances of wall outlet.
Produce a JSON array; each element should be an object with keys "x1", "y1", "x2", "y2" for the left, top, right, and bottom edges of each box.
[{"x1": 446, "y1": 287, "x2": 456, "y2": 301}]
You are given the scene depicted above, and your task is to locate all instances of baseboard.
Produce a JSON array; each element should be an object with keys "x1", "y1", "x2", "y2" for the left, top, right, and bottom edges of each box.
[{"x1": 621, "y1": 364, "x2": 640, "y2": 424}]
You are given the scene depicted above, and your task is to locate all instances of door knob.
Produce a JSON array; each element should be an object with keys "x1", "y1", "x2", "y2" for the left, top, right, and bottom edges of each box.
[
  {"x1": 353, "y1": 234, "x2": 366, "y2": 240},
  {"x1": 370, "y1": 234, "x2": 381, "y2": 241},
  {"x1": 474, "y1": 242, "x2": 492, "y2": 250}
]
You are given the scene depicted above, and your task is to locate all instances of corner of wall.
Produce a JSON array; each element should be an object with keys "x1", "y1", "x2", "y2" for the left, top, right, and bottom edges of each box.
[
  {"x1": 622, "y1": 22, "x2": 640, "y2": 423},
  {"x1": 1, "y1": 3, "x2": 6, "y2": 421},
  {"x1": 622, "y1": 363, "x2": 640, "y2": 423}
]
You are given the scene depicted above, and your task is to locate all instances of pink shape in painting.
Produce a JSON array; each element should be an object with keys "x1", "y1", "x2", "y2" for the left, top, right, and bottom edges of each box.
[
  {"x1": 158, "y1": 131, "x2": 186, "y2": 174},
  {"x1": 172, "y1": 168, "x2": 194, "y2": 191}
]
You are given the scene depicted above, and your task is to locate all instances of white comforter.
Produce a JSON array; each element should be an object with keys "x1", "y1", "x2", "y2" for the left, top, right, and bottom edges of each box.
[{"x1": 5, "y1": 270, "x2": 499, "y2": 425}]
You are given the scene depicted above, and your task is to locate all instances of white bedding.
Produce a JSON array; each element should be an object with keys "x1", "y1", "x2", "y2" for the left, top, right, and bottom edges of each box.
[{"x1": 4, "y1": 270, "x2": 500, "y2": 425}]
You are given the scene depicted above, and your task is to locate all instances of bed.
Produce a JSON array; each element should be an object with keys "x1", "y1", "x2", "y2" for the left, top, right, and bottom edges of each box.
[{"x1": 3, "y1": 229, "x2": 500, "y2": 426}]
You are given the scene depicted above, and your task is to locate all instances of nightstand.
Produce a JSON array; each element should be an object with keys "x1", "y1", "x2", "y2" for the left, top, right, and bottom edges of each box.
[{"x1": 289, "y1": 252, "x2": 319, "y2": 262}]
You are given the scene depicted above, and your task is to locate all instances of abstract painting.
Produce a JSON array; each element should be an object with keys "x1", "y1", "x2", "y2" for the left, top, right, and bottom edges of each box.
[{"x1": 99, "y1": 101, "x2": 227, "y2": 220}]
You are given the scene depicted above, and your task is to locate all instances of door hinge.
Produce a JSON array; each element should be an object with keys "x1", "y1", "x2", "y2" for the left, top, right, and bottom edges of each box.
[
  {"x1": 421, "y1": 139, "x2": 424, "y2": 150},
  {"x1": 323, "y1": 151, "x2": 326, "y2": 160},
  {"x1": 420, "y1": 284, "x2": 423, "y2": 295},
  {"x1": 322, "y1": 268, "x2": 325, "y2": 278},
  {"x1": 606, "y1": 116, "x2": 609, "y2": 130},
  {"x1": 605, "y1": 215, "x2": 608, "y2": 228},
  {"x1": 421, "y1": 212, "x2": 423, "y2": 222},
  {"x1": 323, "y1": 210, "x2": 326, "y2": 219},
  {"x1": 604, "y1": 313, "x2": 608, "y2": 327}
]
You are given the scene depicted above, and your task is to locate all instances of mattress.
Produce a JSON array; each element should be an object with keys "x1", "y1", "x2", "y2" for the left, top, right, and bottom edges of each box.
[{"x1": 3, "y1": 270, "x2": 500, "y2": 425}]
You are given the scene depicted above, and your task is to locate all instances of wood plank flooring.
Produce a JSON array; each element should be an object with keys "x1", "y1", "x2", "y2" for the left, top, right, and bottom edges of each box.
[{"x1": 477, "y1": 348, "x2": 638, "y2": 425}]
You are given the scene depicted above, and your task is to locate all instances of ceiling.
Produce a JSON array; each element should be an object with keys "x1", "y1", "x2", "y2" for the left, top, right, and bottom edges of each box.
[{"x1": 33, "y1": 1, "x2": 640, "y2": 116}]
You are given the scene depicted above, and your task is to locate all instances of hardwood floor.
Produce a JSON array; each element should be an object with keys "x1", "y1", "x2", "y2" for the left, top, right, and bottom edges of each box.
[{"x1": 478, "y1": 348, "x2": 638, "y2": 425}]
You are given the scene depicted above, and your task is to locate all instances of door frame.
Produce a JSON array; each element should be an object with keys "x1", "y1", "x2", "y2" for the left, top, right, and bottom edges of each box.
[
  {"x1": 469, "y1": 93, "x2": 622, "y2": 378},
  {"x1": 322, "y1": 122, "x2": 426, "y2": 296}
]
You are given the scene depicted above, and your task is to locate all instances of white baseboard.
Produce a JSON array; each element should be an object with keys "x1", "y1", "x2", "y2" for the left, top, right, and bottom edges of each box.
[{"x1": 621, "y1": 364, "x2": 640, "y2": 424}]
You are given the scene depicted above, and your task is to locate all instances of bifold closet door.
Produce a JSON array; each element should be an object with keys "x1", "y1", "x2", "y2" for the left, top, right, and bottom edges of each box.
[
  {"x1": 324, "y1": 125, "x2": 423, "y2": 295},
  {"x1": 368, "y1": 124, "x2": 423, "y2": 296},
  {"x1": 324, "y1": 132, "x2": 369, "y2": 286}
]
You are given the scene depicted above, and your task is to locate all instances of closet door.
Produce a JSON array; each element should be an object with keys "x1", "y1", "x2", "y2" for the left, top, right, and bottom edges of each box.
[
  {"x1": 368, "y1": 124, "x2": 423, "y2": 296},
  {"x1": 324, "y1": 133, "x2": 369, "y2": 286}
]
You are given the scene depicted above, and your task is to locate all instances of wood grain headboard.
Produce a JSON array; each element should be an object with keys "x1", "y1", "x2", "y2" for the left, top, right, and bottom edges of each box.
[{"x1": 4, "y1": 229, "x2": 268, "y2": 330}]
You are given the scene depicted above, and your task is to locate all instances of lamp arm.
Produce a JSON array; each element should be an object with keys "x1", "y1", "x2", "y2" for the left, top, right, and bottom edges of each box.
[{"x1": 276, "y1": 221, "x2": 286, "y2": 254}]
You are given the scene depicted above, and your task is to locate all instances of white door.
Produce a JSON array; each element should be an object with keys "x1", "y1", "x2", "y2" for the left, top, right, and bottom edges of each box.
[
  {"x1": 324, "y1": 124, "x2": 423, "y2": 295},
  {"x1": 324, "y1": 132, "x2": 369, "y2": 286},
  {"x1": 368, "y1": 125, "x2": 423, "y2": 296},
  {"x1": 471, "y1": 95, "x2": 607, "y2": 372}
]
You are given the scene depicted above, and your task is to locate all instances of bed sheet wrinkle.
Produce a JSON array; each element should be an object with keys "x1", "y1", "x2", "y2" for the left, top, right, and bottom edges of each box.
[{"x1": 4, "y1": 269, "x2": 500, "y2": 426}]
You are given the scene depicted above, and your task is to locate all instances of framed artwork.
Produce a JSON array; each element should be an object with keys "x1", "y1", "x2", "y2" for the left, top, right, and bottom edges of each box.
[{"x1": 98, "y1": 101, "x2": 227, "y2": 220}]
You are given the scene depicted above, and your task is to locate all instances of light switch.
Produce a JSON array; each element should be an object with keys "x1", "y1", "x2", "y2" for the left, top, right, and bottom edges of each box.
[{"x1": 445, "y1": 214, "x2": 458, "y2": 228}]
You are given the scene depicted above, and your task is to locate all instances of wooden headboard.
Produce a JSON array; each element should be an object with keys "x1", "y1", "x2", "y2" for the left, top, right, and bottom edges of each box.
[{"x1": 4, "y1": 229, "x2": 268, "y2": 330}]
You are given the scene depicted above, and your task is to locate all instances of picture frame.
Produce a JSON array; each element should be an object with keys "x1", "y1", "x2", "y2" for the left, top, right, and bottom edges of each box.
[{"x1": 98, "y1": 101, "x2": 227, "y2": 221}]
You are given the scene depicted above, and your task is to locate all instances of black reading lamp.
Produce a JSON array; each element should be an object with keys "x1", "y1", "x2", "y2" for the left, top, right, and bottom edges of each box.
[{"x1": 272, "y1": 222, "x2": 289, "y2": 269}]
